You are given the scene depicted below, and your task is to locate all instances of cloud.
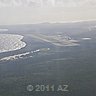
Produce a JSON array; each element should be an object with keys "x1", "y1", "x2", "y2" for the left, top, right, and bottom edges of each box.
[
  {"x1": 0, "y1": 0, "x2": 96, "y2": 25},
  {"x1": 0, "y1": 0, "x2": 96, "y2": 7}
]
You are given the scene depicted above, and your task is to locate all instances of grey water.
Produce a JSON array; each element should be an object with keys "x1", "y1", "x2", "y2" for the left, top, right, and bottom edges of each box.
[{"x1": 0, "y1": 21, "x2": 96, "y2": 96}]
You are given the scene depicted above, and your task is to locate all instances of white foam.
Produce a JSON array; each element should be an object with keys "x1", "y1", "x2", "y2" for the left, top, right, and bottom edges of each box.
[
  {"x1": 0, "y1": 29, "x2": 8, "y2": 32},
  {"x1": 82, "y1": 38, "x2": 92, "y2": 40},
  {"x1": 0, "y1": 48, "x2": 50, "y2": 61}
]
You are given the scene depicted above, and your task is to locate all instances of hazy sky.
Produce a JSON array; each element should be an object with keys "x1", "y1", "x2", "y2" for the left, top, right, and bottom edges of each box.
[{"x1": 0, "y1": 0, "x2": 96, "y2": 25}]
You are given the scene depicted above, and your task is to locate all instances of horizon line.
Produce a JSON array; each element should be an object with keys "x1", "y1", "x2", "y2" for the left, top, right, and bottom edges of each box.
[{"x1": 0, "y1": 19, "x2": 96, "y2": 26}]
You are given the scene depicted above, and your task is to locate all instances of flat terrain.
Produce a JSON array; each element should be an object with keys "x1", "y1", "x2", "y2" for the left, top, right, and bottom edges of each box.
[{"x1": 28, "y1": 33, "x2": 79, "y2": 46}]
